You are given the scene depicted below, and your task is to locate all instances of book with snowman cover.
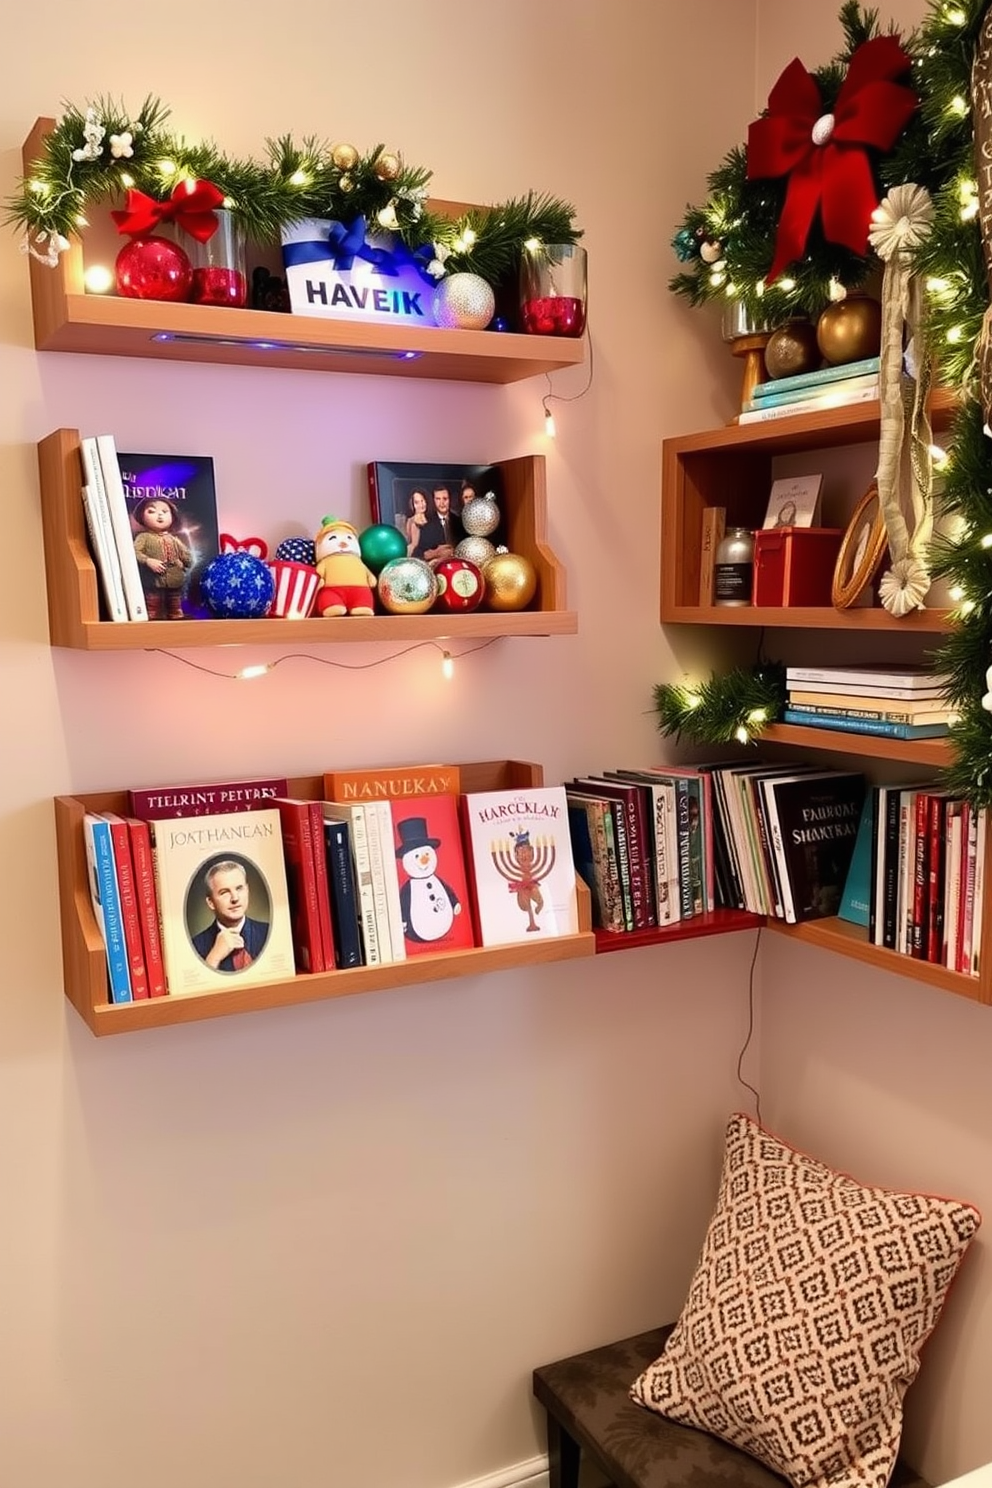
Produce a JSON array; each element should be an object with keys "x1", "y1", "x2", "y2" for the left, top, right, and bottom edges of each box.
[
  {"x1": 150, "y1": 808, "x2": 295, "y2": 995},
  {"x1": 460, "y1": 785, "x2": 579, "y2": 947},
  {"x1": 388, "y1": 796, "x2": 475, "y2": 956}
]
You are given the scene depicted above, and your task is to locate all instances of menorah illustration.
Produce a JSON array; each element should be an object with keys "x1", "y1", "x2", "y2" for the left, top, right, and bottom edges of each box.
[{"x1": 490, "y1": 828, "x2": 556, "y2": 933}]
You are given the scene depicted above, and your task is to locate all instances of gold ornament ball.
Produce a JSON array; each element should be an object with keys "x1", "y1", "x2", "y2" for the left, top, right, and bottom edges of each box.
[
  {"x1": 816, "y1": 293, "x2": 882, "y2": 365},
  {"x1": 374, "y1": 152, "x2": 401, "y2": 182},
  {"x1": 482, "y1": 552, "x2": 537, "y2": 611},
  {"x1": 764, "y1": 317, "x2": 820, "y2": 379},
  {"x1": 332, "y1": 142, "x2": 359, "y2": 171}
]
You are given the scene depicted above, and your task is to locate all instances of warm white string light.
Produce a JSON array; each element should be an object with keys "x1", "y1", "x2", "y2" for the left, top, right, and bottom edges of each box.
[
  {"x1": 151, "y1": 637, "x2": 499, "y2": 683},
  {"x1": 541, "y1": 331, "x2": 594, "y2": 438}
]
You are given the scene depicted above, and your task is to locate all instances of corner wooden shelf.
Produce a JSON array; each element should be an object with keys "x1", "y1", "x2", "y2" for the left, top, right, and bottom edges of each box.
[
  {"x1": 22, "y1": 119, "x2": 585, "y2": 385},
  {"x1": 765, "y1": 916, "x2": 990, "y2": 1003},
  {"x1": 759, "y1": 724, "x2": 953, "y2": 768},
  {"x1": 55, "y1": 760, "x2": 596, "y2": 1036},
  {"x1": 38, "y1": 429, "x2": 577, "y2": 648},
  {"x1": 661, "y1": 387, "x2": 959, "y2": 630},
  {"x1": 593, "y1": 908, "x2": 762, "y2": 954}
]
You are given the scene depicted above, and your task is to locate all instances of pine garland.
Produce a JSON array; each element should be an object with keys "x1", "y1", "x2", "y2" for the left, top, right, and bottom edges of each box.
[
  {"x1": 6, "y1": 96, "x2": 581, "y2": 277},
  {"x1": 654, "y1": 664, "x2": 786, "y2": 747}
]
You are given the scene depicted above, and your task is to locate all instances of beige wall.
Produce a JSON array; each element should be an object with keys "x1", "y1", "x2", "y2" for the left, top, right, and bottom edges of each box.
[
  {"x1": 4, "y1": 3, "x2": 987, "y2": 1486},
  {"x1": 0, "y1": 5, "x2": 760, "y2": 1487}
]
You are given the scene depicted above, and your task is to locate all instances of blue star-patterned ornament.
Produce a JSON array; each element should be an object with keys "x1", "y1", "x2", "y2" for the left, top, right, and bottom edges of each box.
[
  {"x1": 201, "y1": 551, "x2": 276, "y2": 618},
  {"x1": 275, "y1": 535, "x2": 316, "y2": 566}
]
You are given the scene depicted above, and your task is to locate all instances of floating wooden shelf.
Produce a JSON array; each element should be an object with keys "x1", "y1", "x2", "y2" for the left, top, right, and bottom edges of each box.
[
  {"x1": 37, "y1": 429, "x2": 577, "y2": 648},
  {"x1": 56, "y1": 760, "x2": 597, "y2": 1036},
  {"x1": 22, "y1": 119, "x2": 585, "y2": 385},
  {"x1": 660, "y1": 387, "x2": 958, "y2": 632},
  {"x1": 766, "y1": 915, "x2": 990, "y2": 1005},
  {"x1": 759, "y1": 724, "x2": 953, "y2": 768},
  {"x1": 593, "y1": 908, "x2": 762, "y2": 954}
]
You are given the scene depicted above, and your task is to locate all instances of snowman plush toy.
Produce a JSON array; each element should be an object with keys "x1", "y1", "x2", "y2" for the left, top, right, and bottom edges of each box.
[
  {"x1": 313, "y1": 515, "x2": 377, "y2": 616},
  {"x1": 396, "y1": 816, "x2": 463, "y2": 944}
]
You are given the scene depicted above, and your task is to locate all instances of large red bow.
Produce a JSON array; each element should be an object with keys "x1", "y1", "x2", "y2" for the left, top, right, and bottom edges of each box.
[
  {"x1": 111, "y1": 178, "x2": 225, "y2": 242},
  {"x1": 747, "y1": 34, "x2": 916, "y2": 283}
]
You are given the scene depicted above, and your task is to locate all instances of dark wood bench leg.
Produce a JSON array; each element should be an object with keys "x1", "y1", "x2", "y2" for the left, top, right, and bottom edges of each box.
[{"x1": 546, "y1": 1412, "x2": 581, "y2": 1488}]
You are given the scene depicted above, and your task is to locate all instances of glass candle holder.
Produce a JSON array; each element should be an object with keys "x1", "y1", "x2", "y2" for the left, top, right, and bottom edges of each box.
[
  {"x1": 519, "y1": 243, "x2": 587, "y2": 337},
  {"x1": 187, "y1": 209, "x2": 248, "y2": 308}
]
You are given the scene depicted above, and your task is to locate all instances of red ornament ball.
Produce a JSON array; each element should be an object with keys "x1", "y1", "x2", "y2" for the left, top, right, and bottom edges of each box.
[
  {"x1": 432, "y1": 558, "x2": 484, "y2": 612},
  {"x1": 115, "y1": 235, "x2": 193, "y2": 302}
]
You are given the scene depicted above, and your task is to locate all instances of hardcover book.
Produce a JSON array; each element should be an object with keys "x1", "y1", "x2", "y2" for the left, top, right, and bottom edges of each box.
[
  {"x1": 82, "y1": 813, "x2": 133, "y2": 1004},
  {"x1": 565, "y1": 789, "x2": 625, "y2": 932},
  {"x1": 388, "y1": 796, "x2": 475, "y2": 955},
  {"x1": 128, "y1": 777, "x2": 289, "y2": 820},
  {"x1": 125, "y1": 816, "x2": 168, "y2": 996},
  {"x1": 90, "y1": 433, "x2": 149, "y2": 622},
  {"x1": 149, "y1": 809, "x2": 296, "y2": 995},
  {"x1": 761, "y1": 473, "x2": 823, "y2": 529},
  {"x1": 782, "y1": 709, "x2": 951, "y2": 740},
  {"x1": 785, "y1": 664, "x2": 951, "y2": 692},
  {"x1": 763, "y1": 771, "x2": 866, "y2": 924},
  {"x1": 838, "y1": 795, "x2": 874, "y2": 928},
  {"x1": 273, "y1": 797, "x2": 326, "y2": 974},
  {"x1": 323, "y1": 763, "x2": 461, "y2": 802},
  {"x1": 79, "y1": 438, "x2": 128, "y2": 622},
  {"x1": 320, "y1": 802, "x2": 381, "y2": 965},
  {"x1": 99, "y1": 813, "x2": 150, "y2": 999},
  {"x1": 117, "y1": 449, "x2": 221, "y2": 619},
  {"x1": 461, "y1": 786, "x2": 578, "y2": 946},
  {"x1": 321, "y1": 817, "x2": 363, "y2": 969}
]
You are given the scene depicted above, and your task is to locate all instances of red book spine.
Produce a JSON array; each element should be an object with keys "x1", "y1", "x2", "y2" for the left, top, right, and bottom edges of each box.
[
  {"x1": 308, "y1": 800, "x2": 337, "y2": 970},
  {"x1": 925, "y1": 795, "x2": 947, "y2": 965},
  {"x1": 102, "y1": 815, "x2": 149, "y2": 999},
  {"x1": 910, "y1": 790, "x2": 930, "y2": 958},
  {"x1": 125, "y1": 817, "x2": 167, "y2": 997},
  {"x1": 274, "y1": 799, "x2": 324, "y2": 974}
]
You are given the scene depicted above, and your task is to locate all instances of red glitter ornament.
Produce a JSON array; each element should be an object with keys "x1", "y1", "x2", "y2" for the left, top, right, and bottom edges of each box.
[
  {"x1": 432, "y1": 558, "x2": 484, "y2": 612},
  {"x1": 115, "y1": 235, "x2": 192, "y2": 301},
  {"x1": 520, "y1": 296, "x2": 586, "y2": 337}
]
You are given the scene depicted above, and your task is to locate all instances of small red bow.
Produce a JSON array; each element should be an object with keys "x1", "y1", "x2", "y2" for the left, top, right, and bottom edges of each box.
[
  {"x1": 111, "y1": 178, "x2": 225, "y2": 243},
  {"x1": 747, "y1": 34, "x2": 917, "y2": 283}
]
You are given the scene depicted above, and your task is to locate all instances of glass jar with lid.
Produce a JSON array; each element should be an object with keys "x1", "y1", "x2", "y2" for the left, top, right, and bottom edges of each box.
[{"x1": 714, "y1": 526, "x2": 754, "y2": 607}]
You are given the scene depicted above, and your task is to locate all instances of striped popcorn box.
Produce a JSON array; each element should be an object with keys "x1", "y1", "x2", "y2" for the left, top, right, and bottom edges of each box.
[{"x1": 267, "y1": 559, "x2": 321, "y2": 618}]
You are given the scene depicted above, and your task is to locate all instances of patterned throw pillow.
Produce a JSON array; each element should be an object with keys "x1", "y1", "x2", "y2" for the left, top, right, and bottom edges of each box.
[{"x1": 631, "y1": 1114, "x2": 981, "y2": 1488}]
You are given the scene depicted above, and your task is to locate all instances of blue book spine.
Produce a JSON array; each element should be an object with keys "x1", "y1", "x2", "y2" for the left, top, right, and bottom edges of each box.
[
  {"x1": 839, "y1": 795, "x2": 873, "y2": 927},
  {"x1": 90, "y1": 817, "x2": 133, "y2": 1003},
  {"x1": 753, "y1": 355, "x2": 880, "y2": 399},
  {"x1": 746, "y1": 373, "x2": 878, "y2": 411},
  {"x1": 323, "y1": 819, "x2": 363, "y2": 968},
  {"x1": 783, "y1": 709, "x2": 950, "y2": 740}
]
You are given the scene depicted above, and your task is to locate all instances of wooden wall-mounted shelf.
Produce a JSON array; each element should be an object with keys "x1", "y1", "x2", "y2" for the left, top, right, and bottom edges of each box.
[
  {"x1": 37, "y1": 429, "x2": 577, "y2": 648},
  {"x1": 56, "y1": 760, "x2": 597, "y2": 1036},
  {"x1": 22, "y1": 119, "x2": 586, "y2": 385}
]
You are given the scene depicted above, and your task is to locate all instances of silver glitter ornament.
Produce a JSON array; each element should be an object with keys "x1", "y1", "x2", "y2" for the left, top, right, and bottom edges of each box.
[
  {"x1": 455, "y1": 535, "x2": 496, "y2": 566},
  {"x1": 377, "y1": 556, "x2": 438, "y2": 614},
  {"x1": 432, "y1": 273, "x2": 496, "y2": 330},
  {"x1": 461, "y1": 490, "x2": 501, "y2": 537}
]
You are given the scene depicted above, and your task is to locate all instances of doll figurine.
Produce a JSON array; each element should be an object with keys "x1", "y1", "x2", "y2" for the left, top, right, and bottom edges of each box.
[
  {"x1": 313, "y1": 515, "x2": 377, "y2": 616},
  {"x1": 132, "y1": 496, "x2": 192, "y2": 620}
]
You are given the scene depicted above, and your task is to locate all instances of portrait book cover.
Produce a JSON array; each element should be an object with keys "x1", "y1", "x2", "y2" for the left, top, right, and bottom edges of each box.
[
  {"x1": 150, "y1": 808, "x2": 295, "y2": 995},
  {"x1": 461, "y1": 786, "x2": 578, "y2": 947},
  {"x1": 117, "y1": 450, "x2": 221, "y2": 619}
]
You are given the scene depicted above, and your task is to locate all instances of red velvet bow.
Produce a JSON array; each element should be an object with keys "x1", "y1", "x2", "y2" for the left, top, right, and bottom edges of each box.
[
  {"x1": 747, "y1": 34, "x2": 917, "y2": 283},
  {"x1": 111, "y1": 178, "x2": 225, "y2": 242}
]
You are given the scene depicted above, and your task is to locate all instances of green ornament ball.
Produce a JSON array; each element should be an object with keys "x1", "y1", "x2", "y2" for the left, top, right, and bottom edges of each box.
[{"x1": 360, "y1": 523, "x2": 407, "y2": 574}]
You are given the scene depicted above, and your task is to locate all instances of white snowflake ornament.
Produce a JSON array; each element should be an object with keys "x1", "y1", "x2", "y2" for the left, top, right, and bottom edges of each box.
[
  {"x1": 109, "y1": 131, "x2": 134, "y2": 159},
  {"x1": 878, "y1": 555, "x2": 931, "y2": 616}
]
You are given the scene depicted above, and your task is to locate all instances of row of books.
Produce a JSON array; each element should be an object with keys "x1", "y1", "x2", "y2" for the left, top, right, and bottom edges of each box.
[
  {"x1": 783, "y1": 662, "x2": 955, "y2": 741},
  {"x1": 849, "y1": 784, "x2": 985, "y2": 976},
  {"x1": 84, "y1": 766, "x2": 580, "y2": 1004},
  {"x1": 566, "y1": 763, "x2": 867, "y2": 930},
  {"x1": 739, "y1": 355, "x2": 881, "y2": 425},
  {"x1": 78, "y1": 433, "x2": 220, "y2": 623}
]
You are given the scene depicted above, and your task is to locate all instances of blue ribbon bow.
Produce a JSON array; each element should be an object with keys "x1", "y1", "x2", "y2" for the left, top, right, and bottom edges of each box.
[{"x1": 283, "y1": 215, "x2": 438, "y2": 285}]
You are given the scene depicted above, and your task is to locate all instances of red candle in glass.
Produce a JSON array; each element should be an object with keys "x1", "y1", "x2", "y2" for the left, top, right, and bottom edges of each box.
[
  {"x1": 191, "y1": 266, "x2": 248, "y2": 307},
  {"x1": 520, "y1": 296, "x2": 586, "y2": 336}
]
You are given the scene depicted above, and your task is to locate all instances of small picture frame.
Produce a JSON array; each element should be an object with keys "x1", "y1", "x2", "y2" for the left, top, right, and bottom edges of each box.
[
  {"x1": 831, "y1": 482, "x2": 889, "y2": 610},
  {"x1": 762, "y1": 473, "x2": 823, "y2": 530},
  {"x1": 367, "y1": 461, "x2": 506, "y2": 562}
]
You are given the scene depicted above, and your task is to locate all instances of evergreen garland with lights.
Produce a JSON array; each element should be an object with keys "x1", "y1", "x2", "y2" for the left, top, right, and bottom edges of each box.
[
  {"x1": 654, "y1": 664, "x2": 786, "y2": 747},
  {"x1": 5, "y1": 95, "x2": 581, "y2": 278}
]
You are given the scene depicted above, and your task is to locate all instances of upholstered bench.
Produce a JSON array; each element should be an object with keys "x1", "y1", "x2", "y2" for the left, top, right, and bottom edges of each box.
[{"x1": 532, "y1": 1324, "x2": 931, "y2": 1488}]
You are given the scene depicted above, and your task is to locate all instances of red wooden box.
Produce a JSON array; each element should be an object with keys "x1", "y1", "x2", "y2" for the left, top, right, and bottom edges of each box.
[{"x1": 752, "y1": 527, "x2": 844, "y2": 607}]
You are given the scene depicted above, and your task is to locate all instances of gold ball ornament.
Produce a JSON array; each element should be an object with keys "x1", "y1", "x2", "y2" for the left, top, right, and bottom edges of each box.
[
  {"x1": 332, "y1": 142, "x2": 359, "y2": 171},
  {"x1": 432, "y1": 273, "x2": 496, "y2": 330},
  {"x1": 816, "y1": 293, "x2": 882, "y2": 365},
  {"x1": 376, "y1": 556, "x2": 438, "y2": 614},
  {"x1": 374, "y1": 152, "x2": 401, "y2": 182},
  {"x1": 764, "y1": 317, "x2": 820, "y2": 379},
  {"x1": 482, "y1": 552, "x2": 537, "y2": 611}
]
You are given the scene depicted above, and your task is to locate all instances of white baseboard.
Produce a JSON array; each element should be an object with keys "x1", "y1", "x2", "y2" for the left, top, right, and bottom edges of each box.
[{"x1": 450, "y1": 1454, "x2": 549, "y2": 1488}]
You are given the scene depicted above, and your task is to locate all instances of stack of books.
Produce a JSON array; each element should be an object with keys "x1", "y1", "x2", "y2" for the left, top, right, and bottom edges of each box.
[
  {"x1": 840, "y1": 783, "x2": 986, "y2": 976},
  {"x1": 739, "y1": 356, "x2": 880, "y2": 425},
  {"x1": 82, "y1": 764, "x2": 581, "y2": 1003},
  {"x1": 783, "y1": 664, "x2": 955, "y2": 741}
]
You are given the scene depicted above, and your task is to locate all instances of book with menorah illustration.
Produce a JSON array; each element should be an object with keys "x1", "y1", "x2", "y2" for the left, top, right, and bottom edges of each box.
[{"x1": 460, "y1": 785, "x2": 578, "y2": 947}]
